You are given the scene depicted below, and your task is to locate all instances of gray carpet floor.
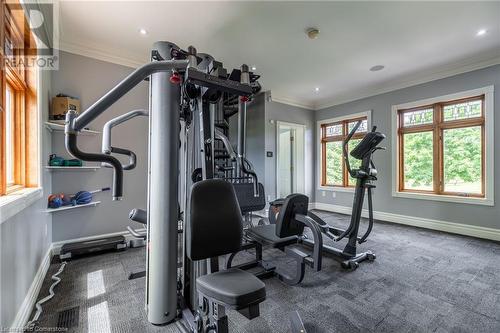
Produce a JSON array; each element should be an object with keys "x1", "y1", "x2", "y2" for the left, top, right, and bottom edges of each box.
[{"x1": 30, "y1": 210, "x2": 500, "y2": 332}]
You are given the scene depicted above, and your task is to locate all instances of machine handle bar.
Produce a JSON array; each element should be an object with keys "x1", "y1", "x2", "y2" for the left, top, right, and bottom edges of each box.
[{"x1": 65, "y1": 60, "x2": 189, "y2": 200}]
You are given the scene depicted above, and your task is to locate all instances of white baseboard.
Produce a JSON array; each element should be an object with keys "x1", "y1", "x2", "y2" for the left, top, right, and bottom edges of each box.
[
  {"x1": 10, "y1": 246, "x2": 52, "y2": 330},
  {"x1": 51, "y1": 229, "x2": 146, "y2": 254},
  {"x1": 311, "y1": 202, "x2": 500, "y2": 241}
]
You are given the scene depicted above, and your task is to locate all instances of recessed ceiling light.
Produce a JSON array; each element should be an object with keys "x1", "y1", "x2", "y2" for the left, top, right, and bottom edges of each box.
[
  {"x1": 315, "y1": 87, "x2": 320, "y2": 92},
  {"x1": 476, "y1": 29, "x2": 487, "y2": 37},
  {"x1": 251, "y1": 66, "x2": 257, "y2": 71},
  {"x1": 139, "y1": 28, "x2": 148, "y2": 35},
  {"x1": 370, "y1": 65, "x2": 385, "y2": 72},
  {"x1": 306, "y1": 28, "x2": 320, "y2": 40}
]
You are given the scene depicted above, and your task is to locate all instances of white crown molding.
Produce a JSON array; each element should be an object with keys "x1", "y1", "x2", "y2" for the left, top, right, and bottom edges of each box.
[
  {"x1": 59, "y1": 40, "x2": 145, "y2": 69},
  {"x1": 312, "y1": 202, "x2": 500, "y2": 241},
  {"x1": 269, "y1": 93, "x2": 314, "y2": 110},
  {"x1": 313, "y1": 51, "x2": 500, "y2": 110},
  {"x1": 59, "y1": 39, "x2": 499, "y2": 112}
]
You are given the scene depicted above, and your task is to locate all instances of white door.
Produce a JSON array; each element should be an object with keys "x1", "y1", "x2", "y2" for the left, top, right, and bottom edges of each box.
[
  {"x1": 278, "y1": 128, "x2": 293, "y2": 197},
  {"x1": 276, "y1": 122, "x2": 305, "y2": 198}
]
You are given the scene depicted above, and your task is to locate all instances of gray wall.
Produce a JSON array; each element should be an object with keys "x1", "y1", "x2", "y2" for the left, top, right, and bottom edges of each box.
[
  {"x1": 264, "y1": 93, "x2": 315, "y2": 201},
  {"x1": 233, "y1": 92, "x2": 315, "y2": 203},
  {"x1": 50, "y1": 52, "x2": 149, "y2": 242},
  {"x1": 245, "y1": 93, "x2": 266, "y2": 186},
  {"x1": 0, "y1": 68, "x2": 53, "y2": 327},
  {"x1": 315, "y1": 64, "x2": 500, "y2": 230}
]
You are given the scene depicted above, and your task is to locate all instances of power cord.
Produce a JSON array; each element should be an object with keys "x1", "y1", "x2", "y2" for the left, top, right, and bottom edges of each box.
[{"x1": 26, "y1": 261, "x2": 67, "y2": 330}]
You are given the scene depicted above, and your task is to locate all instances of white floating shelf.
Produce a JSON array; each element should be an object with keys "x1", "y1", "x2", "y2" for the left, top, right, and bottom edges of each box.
[
  {"x1": 44, "y1": 121, "x2": 100, "y2": 135},
  {"x1": 44, "y1": 201, "x2": 101, "y2": 213},
  {"x1": 45, "y1": 166, "x2": 101, "y2": 172}
]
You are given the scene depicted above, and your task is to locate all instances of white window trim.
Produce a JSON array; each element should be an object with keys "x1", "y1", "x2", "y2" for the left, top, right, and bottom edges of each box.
[
  {"x1": 316, "y1": 110, "x2": 372, "y2": 192},
  {"x1": 0, "y1": 187, "x2": 43, "y2": 224},
  {"x1": 391, "y1": 85, "x2": 494, "y2": 206}
]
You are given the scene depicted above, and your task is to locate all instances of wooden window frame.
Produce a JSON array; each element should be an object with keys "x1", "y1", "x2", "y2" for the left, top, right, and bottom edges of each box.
[
  {"x1": 0, "y1": 1, "x2": 38, "y2": 196},
  {"x1": 397, "y1": 95, "x2": 485, "y2": 198},
  {"x1": 320, "y1": 116, "x2": 367, "y2": 188}
]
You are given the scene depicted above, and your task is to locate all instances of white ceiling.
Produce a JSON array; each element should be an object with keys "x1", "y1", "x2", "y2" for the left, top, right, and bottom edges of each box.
[{"x1": 58, "y1": 1, "x2": 500, "y2": 110}]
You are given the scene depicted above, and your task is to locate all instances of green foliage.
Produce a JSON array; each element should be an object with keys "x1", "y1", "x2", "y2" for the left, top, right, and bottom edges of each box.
[
  {"x1": 403, "y1": 131, "x2": 434, "y2": 189},
  {"x1": 325, "y1": 141, "x2": 342, "y2": 185},
  {"x1": 325, "y1": 139, "x2": 361, "y2": 186},
  {"x1": 403, "y1": 126, "x2": 481, "y2": 192},
  {"x1": 443, "y1": 127, "x2": 481, "y2": 190}
]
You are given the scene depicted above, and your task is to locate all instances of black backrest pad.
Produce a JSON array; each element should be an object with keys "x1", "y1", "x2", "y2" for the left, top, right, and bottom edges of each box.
[
  {"x1": 187, "y1": 179, "x2": 243, "y2": 261},
  {"x1": 275, "y1": 194, "x2": 309, "y2": 238},
  {"x1": 232, "y1": 182, "x2": 266, "y2": 214}
]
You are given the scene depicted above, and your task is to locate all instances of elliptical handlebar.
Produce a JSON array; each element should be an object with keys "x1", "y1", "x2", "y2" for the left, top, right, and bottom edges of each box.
[{"x1": 343, "y1": 120, "x2": 361, "y2": 178}]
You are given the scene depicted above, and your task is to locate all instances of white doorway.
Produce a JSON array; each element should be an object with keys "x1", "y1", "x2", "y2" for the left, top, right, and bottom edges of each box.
[{"x1": 276, "y1": 121, "x2": 305, "y2": 198}]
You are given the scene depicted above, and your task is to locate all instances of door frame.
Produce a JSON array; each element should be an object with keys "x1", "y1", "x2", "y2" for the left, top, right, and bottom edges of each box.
[{"x1": 276, "y1": 121, "x2": 306, "y2": 198}]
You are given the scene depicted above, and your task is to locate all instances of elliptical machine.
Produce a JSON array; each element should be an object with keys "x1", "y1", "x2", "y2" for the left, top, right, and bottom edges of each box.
[
  {"x1": 260, "y1": 120, "x2": 385, "y2": 270},
  {"x1": 313, "y1": 120, "x2": 386, "y2": 269}
]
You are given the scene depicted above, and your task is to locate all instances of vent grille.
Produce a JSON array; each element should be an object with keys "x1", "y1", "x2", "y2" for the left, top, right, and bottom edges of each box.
[{"x1": 56, "y1": 306, "x2": 79, "y2": 329}]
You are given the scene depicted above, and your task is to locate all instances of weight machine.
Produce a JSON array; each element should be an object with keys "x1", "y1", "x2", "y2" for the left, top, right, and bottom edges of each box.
[
  {"x1": 65, "y1": 42, "x2": 265, "y2": 332},
  {"x1": 65, "y1": 41, "x2": 304, "y2": 333}
]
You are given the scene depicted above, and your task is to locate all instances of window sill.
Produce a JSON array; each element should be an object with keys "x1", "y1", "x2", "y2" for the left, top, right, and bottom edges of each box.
[
  {"x1": 318, "y1": 186, "x2": 355, "y2": 193},
  {"x1": 392, "y1": 190, "x2": 493, "y2": 206},
  {"x1": 0, "y1": 187, "x2": 43, "y2": 224}
]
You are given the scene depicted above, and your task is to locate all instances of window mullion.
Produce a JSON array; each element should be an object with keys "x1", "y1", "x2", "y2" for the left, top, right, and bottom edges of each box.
[
  {"x1": 481, "y1": 123, "x2": 485, "y2": 196},
  {"x1": 434, "y1": 104, "x2": 442, "y2": 194},
  {"x1": 342, "y1": 121, "x2": 347, "y2": 187},
  {"x1": 321, "y1": 142, "x2": 326, "y2": 186},
  {"x1": 0, "y1": 82, "x2": 4, "y2": 195},
  {"x1": 15, "y1": 91, "x2": 20, "y2": 185},
  {"x1": 399, "y1": 128, "x2": 404, "y2": 191},
  {"x1": 19, "y1": 91, "x2": 26, "y2": 186}
]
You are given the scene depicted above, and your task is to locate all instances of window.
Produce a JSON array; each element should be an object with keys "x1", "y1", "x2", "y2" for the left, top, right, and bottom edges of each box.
[
  {"x1": 393, "y1": 86, "x2": 494, "y2": 206},
  {"x1": 5, "y1": 84, "x2": 14, "y2": 187},
  {"x1": 320, "y1": 115, "x2": 368, "y2": 188},
  {"x1": 0, "y1": 1, "x2": 38, "y2": 196}
]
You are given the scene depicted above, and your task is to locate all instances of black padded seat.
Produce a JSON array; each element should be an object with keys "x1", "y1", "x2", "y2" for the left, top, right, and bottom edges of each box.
[
  {"x1": 246, "y1": 225, "x2": 299, "y2": 248},
  {"x1": 196, "y1": 268, "x2": 266, "y2": 309}
]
